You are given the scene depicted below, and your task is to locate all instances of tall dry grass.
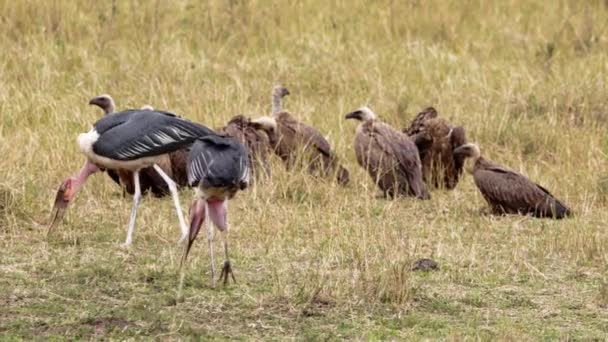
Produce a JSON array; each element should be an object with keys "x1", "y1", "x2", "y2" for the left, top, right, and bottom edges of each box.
[{"x1": 1, "y1": 0, "x2": 608, "y2": 339}]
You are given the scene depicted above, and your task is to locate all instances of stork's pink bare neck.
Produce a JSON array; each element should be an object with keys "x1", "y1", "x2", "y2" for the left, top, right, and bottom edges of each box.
[
  {"x1": 67, "y1": 161, "x2": 100, "y2": 200},
  {"x1": 207, "y1": 199, "x2": 228, "y2": 231}
]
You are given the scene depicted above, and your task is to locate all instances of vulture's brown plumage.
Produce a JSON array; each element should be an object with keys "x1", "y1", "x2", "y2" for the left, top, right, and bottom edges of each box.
[
  {"x1": 408, "y1": 113, "x2": 468, "y2": 190},
  {"x1": 216, "y1": 114, "x2": 273, "y2": 179},
  {"x1": 268, "y1": 86, "x2": 350, "y2": 185},
  {"x1": 403, "y1": 106, "x2": 438, "y2": 136},
  {"x1": 345, "y1": 106, "x2": 430, "y2": 199},
  {"x1": 88, "y1": 96, "x2": 190, "y2": 196},
  {"x1": 454, "y1": 143, "x2": 571, "y2": 218}
]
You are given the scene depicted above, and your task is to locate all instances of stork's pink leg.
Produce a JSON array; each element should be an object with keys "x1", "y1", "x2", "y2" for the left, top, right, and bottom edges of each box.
[
  {"x1": 48, "y1": 161, "x2": 100, "y2": 234},
  {"x1": 207, "y1": 199, "x2": 235, "y2": 285}
]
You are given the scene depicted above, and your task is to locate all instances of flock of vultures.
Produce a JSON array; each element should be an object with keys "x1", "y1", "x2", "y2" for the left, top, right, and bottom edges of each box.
[{"x1": 47, "y1": 85, "x2": 571, "y2": 286}]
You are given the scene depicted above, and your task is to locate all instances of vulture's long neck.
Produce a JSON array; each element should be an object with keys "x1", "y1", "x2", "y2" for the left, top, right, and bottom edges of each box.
[
  {"x1": 464, "y1": 151, "x2": 483, "y2": 174},
  {"x1": 272, "y1": 94, "x2": 283, "y2": 115},
  {"x1": 105, "y1": 102, "x2": 116, "y2": 115}
]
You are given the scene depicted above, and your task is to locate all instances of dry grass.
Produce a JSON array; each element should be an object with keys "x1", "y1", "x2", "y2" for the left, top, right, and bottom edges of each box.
[{"x1": 1, "y1": 0, "x2": 608, "y2": 339}]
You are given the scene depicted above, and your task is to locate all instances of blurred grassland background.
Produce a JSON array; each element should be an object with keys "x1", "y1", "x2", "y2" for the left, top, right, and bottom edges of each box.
[{"x1": 1, "y1": 0, "x2": 608, "y2": 339}]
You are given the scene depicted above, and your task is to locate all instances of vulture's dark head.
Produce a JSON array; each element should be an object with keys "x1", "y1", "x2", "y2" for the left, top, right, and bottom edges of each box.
[
  {"x1": 410, "y1": 130, "x2": 433, "y2": 150},
  {"x1": 89, "y1": 94, "x2": 115, "y2": 115},
  {"x1": 453, "y1": 143, "x2": 481, "y2": 160},
  {"x1": 273, "y1": 85, "x2": 290, "y2": 99},
  {"x1": 419, "y1": 107, "x2": 438, "y2": 118},
  {"x1": 345, "y1": 106, "x2": 377, "y2": 122}
]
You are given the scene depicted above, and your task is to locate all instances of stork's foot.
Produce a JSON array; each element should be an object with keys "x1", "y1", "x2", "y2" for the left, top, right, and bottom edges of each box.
[
  {"x1": 177, "y1": 233, "x2": 188, "y2": 245},
  {"x1": 218, "y1": 260, "x2": 236, "y2": 285},
  {"x1": 120, "y1": 241, "x2": 132, "y2": 249}
]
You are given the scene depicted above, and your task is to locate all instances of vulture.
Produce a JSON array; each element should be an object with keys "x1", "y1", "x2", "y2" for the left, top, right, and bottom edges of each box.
[
  {"x1": 454, "y1": 143, "x2": 571, "y2": 218},
  {"x1": 405, "y1": 107, "x2": 468, "y2": 190},
  {"x1": 216, "y1": 114, "x2": 273, "y2": 179},
  {"x1": 345, "y1": 106, "x2": 430, "y2": 199},
  {"x1": 266, "y1": 85, "x2": 350, "y2": 185},
  {"x1": 88, "y1": 95, "x2": 190, "y2": 197}
]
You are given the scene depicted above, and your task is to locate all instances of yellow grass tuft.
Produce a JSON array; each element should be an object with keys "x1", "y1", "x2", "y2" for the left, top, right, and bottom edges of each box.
[{"x1": 1, "y1": 0, "x2": 608, "y2": 339}]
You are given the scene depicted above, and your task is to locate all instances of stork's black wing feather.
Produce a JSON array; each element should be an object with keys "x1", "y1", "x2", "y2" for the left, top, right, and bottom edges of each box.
[
  {"x1": 187, "y1": 135, "x2": 249, "y2": 188},
  {"x1": 93, "y1": 110, "x2": 214, "y2": 161}
]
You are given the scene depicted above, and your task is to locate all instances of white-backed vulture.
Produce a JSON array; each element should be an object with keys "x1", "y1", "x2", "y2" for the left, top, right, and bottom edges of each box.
[
  {"x1": 216, "y1": 114, "x2": 273, "y2": 179},
  {"x1": 267, "y1": 85, "x2": 350, "y2": 185},
  {"x1": 454, "y1": 143, "x2": 571, "y2": 218},
  {"x1": 88, "y1": 95, "x2": 189, "y2": 196},
  {"x1": 407, "y1": 110, "x2": 468, "y2": 189},
  {"x1": 345, "y1": 106, "x2": 430, "y2": 199}
]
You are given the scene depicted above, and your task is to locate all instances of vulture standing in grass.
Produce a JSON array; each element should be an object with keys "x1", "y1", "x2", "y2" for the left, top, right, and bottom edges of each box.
[
  {"x1": 345, "y1": 106, "x2": 430, "y2": 199},
  {"x1": 453, "y1": 143, "x2": 571, "y2": 218},
  {"x1": 265, "y1": 85, "x2": 350, "y2": 185},
  {"x1": 405, "y1": 107, "x2": 468, "y2": 190},
  {"x1": 88, "y1": 95, "x2": 190, "y2": 197},
  {"x1": 216, "y1": 114, "x2": 273, "y2": 179},
  {"x1": 182, "y1": 134, "x2": 250, "y2": 287},
  {"x1": 49, "y1": 108, "x2": 213, "y2": 246}
]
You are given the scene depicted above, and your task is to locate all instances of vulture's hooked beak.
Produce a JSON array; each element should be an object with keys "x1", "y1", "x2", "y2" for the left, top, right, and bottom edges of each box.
[
  {"x1": 453, "y1": 144, "x2": 479, "y2": 158},
  {"x1": 47, "y1": 181, "x2": 70, "y2": 235},
  {"x1": 453, "y1": 145, "x2": 467, "y2": 156},
  {"x1": 345, "y1": 110, "x2": 362, "y2": 120}
]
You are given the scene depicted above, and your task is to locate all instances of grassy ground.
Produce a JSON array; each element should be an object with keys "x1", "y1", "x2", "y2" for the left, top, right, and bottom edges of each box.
[{"x1": 1, "y1": 0, "x2": 608, "y2": 339}]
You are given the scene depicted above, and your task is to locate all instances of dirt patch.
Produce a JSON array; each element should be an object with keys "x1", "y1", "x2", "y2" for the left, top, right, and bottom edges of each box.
[{"x1": 82, "y1": 317, "x2": 132, "y2": 336}]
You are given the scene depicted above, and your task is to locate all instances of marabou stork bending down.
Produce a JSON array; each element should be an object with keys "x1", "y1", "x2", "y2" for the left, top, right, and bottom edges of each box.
[
  {"x1": 182, "y1": 134, "x2": 250, "y2": 286},
  {"x1": 87, "y1": 95, "x2": 190, "y2": 197},
  {"x1": 49, "y1": 109, "x2": 215, "y2": 247}
]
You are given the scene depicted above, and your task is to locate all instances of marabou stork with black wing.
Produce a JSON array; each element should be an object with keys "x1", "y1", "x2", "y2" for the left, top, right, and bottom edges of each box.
[
  {"x1": 182, "y1": 134, "x2": 250, "y2": 287},
  {"x1": 48, "y1": 109, "x2": 215, "y2": 247}
]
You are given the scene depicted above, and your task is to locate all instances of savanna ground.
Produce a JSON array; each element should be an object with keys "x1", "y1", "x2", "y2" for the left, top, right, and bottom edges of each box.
[{"x1": 1, "y1": 0, "x2": 608, "y2": 339}]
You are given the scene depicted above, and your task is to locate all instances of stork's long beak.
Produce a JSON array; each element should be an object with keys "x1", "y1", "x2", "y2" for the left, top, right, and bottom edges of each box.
[
  {"x1": 180, "y1": 199, "x2": 206, "y2": 267},
  {"x1": 47, "y1": 182, "x2": 70, "y2": 235},
  {"x1": 345, "y1": 111, "x2": 361, "y2": 120}
]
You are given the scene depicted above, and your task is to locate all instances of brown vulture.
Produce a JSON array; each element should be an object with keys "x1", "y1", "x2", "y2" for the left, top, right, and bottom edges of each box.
[
  {"x1": 345, "y1": 106, "x2": 430, "y2": 199},
  {"x1": 453, "y1": 143, "x2": 571, "y2": 218},
  {"x1": 267, "y1": 85, "x2": 350, "y2": 185},
  {"x1": 88, "y1": 95, "x2": 189, "y2": 197},
  {"x1": 407, "y1": 114, "x2": 468, "y2": 190},
  {"x1": 216, "y1": 114, "x2": 273, "y2": 179}
]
